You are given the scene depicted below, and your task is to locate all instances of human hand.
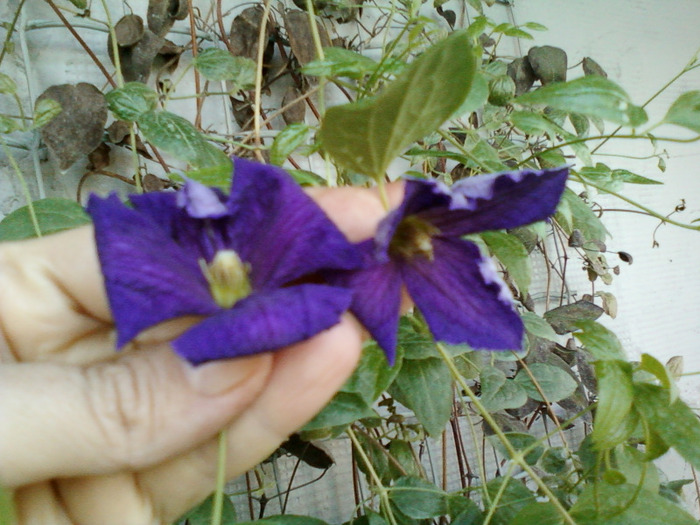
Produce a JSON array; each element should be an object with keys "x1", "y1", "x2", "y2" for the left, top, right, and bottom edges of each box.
[{"x1": 0, "y1": 183, "x2": 402, "y2": 525}]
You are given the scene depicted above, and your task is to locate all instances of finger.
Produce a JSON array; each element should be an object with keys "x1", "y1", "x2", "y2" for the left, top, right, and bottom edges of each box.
[
  {"x1": 308, "y1": 182, "x2": 404, "y2": 242},
  {"x1": 130, "y1": 315, "x2": 363, "y2": 523},
  {"x1": 0, "y1": 226, "x2": 112, "y2": 363},
  {"x1": 0, "y1": 346, "x2": 272, "y2": 488}
]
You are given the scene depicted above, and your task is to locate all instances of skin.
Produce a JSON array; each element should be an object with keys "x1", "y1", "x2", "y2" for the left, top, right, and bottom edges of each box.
[{"x1": 0, "y1": 183, "x2": 404, "y2": 525}]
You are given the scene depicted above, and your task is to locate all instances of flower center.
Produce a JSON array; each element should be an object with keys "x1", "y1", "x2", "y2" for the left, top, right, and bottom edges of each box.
[
  {"x1": 199, "y1": 250, "x2": 252, "y2": 308},
  {"x1": 389, "y1": 215, "x2": 440, "y2": 261}
]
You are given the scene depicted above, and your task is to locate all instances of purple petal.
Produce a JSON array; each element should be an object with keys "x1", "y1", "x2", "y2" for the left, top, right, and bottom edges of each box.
[
  {"x1": 419, "y1": 166, "x2": 569, "y2": 235},
  {"x1": 226, "y1": 157, "x2": 362, "y2": 288},
  {"x1": 172, "y1": 284, "x2": 353, "y2": 364},
  {"x1": 176, "y1": 179, "x2": 230, "y2": 219},
  {"x1": 329, "y1": 241, "x2": 403, "y2": 364},
  {"x1": 87, "y1": 194, "x2": 219, "y2": 347},
  {"x1": 402, "y1": 237, "x2": 523, "y2": 350}
]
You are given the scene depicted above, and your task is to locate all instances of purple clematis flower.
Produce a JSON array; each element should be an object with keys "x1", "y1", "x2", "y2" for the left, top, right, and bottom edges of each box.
[
  {"x1": 87, "y1": 157, "x2": 362, "y2": 365},
  {"x1": 336, "y1": 166, "x2": 569, "y2": 364}
]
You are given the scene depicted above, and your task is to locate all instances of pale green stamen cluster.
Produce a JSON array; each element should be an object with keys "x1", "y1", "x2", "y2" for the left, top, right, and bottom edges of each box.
[{"x1": 199, "y1": 250, "x2": 252, "y2": 308}]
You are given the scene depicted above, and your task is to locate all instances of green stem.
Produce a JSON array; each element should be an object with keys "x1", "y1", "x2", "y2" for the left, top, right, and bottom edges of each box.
[
  {"x1": 210, "y1": 429, "x2": 228, "y2": 525},
  {"x1": 98, "y1": 0, "x2": 123, "y2": 87},
  {"x1": 571, "y1": 174, "x2": 700, "y2": 231},
  {"x1": 0, "y1": 0, "x2": 27, "y2": 67},
  {"x1": 346, "y1": 427, "x2": 398, "y2": 525},
  {"x1": 435, "y1": 343, "x2": 578, "y2": 525},
  {"x1": 1, "y1": 137, "x2": 40, "y2": 237}
]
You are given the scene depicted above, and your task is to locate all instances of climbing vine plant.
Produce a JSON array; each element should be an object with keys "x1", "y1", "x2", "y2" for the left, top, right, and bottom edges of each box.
[{"x1": 1, "y1": 1, "x2": 700, "y2": 524}]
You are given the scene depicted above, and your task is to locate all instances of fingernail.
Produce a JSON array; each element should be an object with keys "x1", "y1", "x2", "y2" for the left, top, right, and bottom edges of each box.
[{"x1": 184, "y1": 355, "x2": 265, "y2": 396}]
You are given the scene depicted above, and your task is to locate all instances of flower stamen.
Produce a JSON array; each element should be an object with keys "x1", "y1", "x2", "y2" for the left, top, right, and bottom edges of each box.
[
  {"x1": 389, "y1": 215, "x2": 440, "y2": 261},
  {"x1": 200, "y1": 250, "x2": 252, "y2": 308}
]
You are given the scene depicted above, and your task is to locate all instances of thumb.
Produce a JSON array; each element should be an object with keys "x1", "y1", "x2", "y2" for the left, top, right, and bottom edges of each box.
[{"x1": 0, "y1": 347, "x2": 272, "y2": 488}]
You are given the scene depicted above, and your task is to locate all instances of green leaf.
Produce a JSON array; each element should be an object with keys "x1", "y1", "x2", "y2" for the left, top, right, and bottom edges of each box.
[
  {"x1": 521, "y1": 312, "x2": 559, "y2": 342},
  {"x1": 302, "y1": 391, "x2": 377, "y2": 432},
  {"x1": 485, "y1": 477, "x2": 536, "y2": 525},
  {"x1": 614, "y1": 444, "x2": 659, "y2": 494},
  {"x1": 488, "y1": 432, "x2": 544, "y2": 465},
  {"x1": 570, "y1": 482, "x2": 697, "y2": 525},
  {"x1": 32, "y1": 97, "x2": 62, "y2": 128},
  {"x1": 0, "y1": 198, "x2": 90, "y2": 241},
  {"x1": 479, "y1": 366, "x2": 528, "y2": 412},
  {"x1": 388, "y1": 439, "x2": 422, "y2": 479},
  {"x1": 0, "y1": 486, "x2": 15, "y2": 525},
  {"x1": 452, "y1": 71, "x2": 489, "y2": 117},
  {"x1": 303, "y1": 47, "x2": 378, "y2": 79},
  {"x1": 193, "y1": 48, "x2": 256, "y2": 88},
  {"x1": 465, "y1": 16, "x2": 489, "y2": 40},
  {"x1": 514, "y1": 363, "x2": 577, "y2": 402},
  {"x1": 640, "y1": 353, "x2": 679, "y2": 402},
  {"x1": 105, "y1": 82, "x2": 158, "y2": 121},
  {"x1": 0, "y1": 115, "x2": 18, "y2": 134},
  {"x1": 556, "y1": 188, "x2": 609, "y2": 241},
  {"x1": 663, "y1": 90, "x2": 700, "y2": 133},
  {"x1": 0, "y1": 72, "x2": 17, "y2": 95},
  {"x1": 510, "y1": 502, "x2": 564, "y2": 525},
  {"x1": 573, "y1": 320, "x2": 626, "y2": 361},
  {"x1": 481, "y1": 230, "x2": 531, "y2": 294},
  {"x1": 517, "y1": 76, "x2": 647, "y2": 127},
  {"x1": 634, "y1": 383, "x2": 700, "y2": 471},
  {"x1": 544, "y1": 300, "x2": 605, "y2": 335},
  {"x1": 286, "y1": 169, "x2": 325, "y2": 186},
  {"x1": 388, "y1": 357, "x2": 452, "y2": 437},
  {"x1": 390, "y1": 477, "x2": 447, "y2": 519},
  {"x1": 180, "y1": 164, "x2": 233, "y2": 189},
  {"x1": 448, "y1": 495, "x2": 483, "y2": 524},
  {"x1": 591, "y1": 360, "x2": 635, "y2": 450},
  {"x1": 270, "y1": 123, "x2": 310, "y2": 166},
  {"x1": 320, "y1": 30, "x2": 476, "y2": 178},
  {"x1": 179, "y1": 493, "x2": 237, "y2": 525},
  {"x1": 137, "y1": 110, "x2": 231, "y2": 184},
  {"x1": 342, "y1": 341, "x2": 403, "y2": 404},
  {"x1": 236, "y1": 516, "x2": 329, "y2": 525}
]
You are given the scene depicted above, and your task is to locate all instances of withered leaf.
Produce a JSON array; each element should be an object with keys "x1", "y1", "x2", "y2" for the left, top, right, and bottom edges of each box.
[
  {"x1": 114, "y1": 14, "x2": 144, "y2": 47},
  {"x1": 507, "y1": 56, "x2": 536, "y2": 96},
  {"x1": 37, "y1": 83, "x2": 108, "y2": 170},
  {"x1": 281, "y1": 85, "x2": 306, "y2": 124},
  {"x1": 582, "y1": 57, "x2": 608, "y2": 78},
  {"x1": 543, "y1": 300, "x2": 604, "y2": 335},
  {"x1": 87, "y1": 142, "x2": 111, "y2": 171},
  {"x1": 142, "y1": 173, "x2": 167, "y2": 192},
  {"x1": 284, "y1": 9, "x2": 331, "y2": 67},
  {"x1": 229, "y1": 6, "x2": 276, "y2": 63},
  {"x1": 527, "y1": 45, "x2": 567, "y2": 84},
  {"x1": 147, "y1": 0, "x2": 188, "y2": 37},
  {"x1": 108, "y1": 23, "x2": 165, "y2": 83}
]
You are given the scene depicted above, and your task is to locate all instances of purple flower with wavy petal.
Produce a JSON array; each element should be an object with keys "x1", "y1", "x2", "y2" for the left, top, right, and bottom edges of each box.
[
  {"x1": 335, "y1": 166, "x2": 569, "y2": 364},
  {"x1": 87, "y1": 158, "x2": 362, "y2": 364}
]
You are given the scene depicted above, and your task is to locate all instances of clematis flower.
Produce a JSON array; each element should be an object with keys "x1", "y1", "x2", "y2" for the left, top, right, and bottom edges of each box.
[
  {"x1": 87, "y1": 157, "x2": 362, "y2": 365},
  {"x1": 335, "y1": 166, "x2": 569, "y2": 364}
]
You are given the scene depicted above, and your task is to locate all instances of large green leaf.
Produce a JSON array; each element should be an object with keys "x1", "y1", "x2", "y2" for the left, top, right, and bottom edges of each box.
[
  {"x1": 485, "y1": 477, "x2": 536, "y2": 525},
  {"x1": 105, "y1": 82, "x2": 157, "y2": 121},
  {"x1": 137, "y1": 110, "x2": 231, "y2": 187},
  {"x1": 0, "y1": 486, "x2": 15, "y2": 525},
  {"x1": 509, "y1": 502, "x2": 564, "y2": 525},
  {"x1": 481, "y1": 230, "x2": 531, "y2": 295},
  {"x1": 634, "y1": 383, "x2": 700, "y2": 471},
  {"x1": 236, "y1": 516, "x2": 329, "y2": 525},
  {"x1": 479, "y1": 366, "x2": 528, "y2": 412},
  {"x1": 514, "y1": 363, "x2": 577, "y2": 402},
  {"x1": 302, "y1": 391, "x2": 377, "y2": 432},
  {"x1": 303, "y1": 47, "x2": 378, "y2": 79},
  {"x1": 0, "y1": 73, "x2": 17, "y2": 95},
  {"x1": 573, "y1": 320, "x2": 626, "y2": 361},
  {"x1": 591, "y1": 360, "x2": 635, "y2": 450},
  {"x1": 269, "y1": 123, "x2": 310, "y2": 166},
  {"x1": 663, "y1": 90, "x2": 700, "y2": 133},
  {"x1": 517, "y1": 76, "x2": 647, "y2": 127},
  {"x1": 0, "y1": 198, "x2": 90, "y2": 241},
  {"x1": 389, "y1": 477, "x2": 448, "y2": 519},
  {"x1": 341, "y1": 341, "x2": 403, "y2": 404},
  {"x1": 193, "y1": 48, "x2": 256, "y2": 88},
  {"x1": 521, "y1": 312, "x2": 559, "y2": 342},
  {"x1": 570, "y1": 482, "x2": 697, "y2": 525},
  {"x1": 179, "y1": 494, "x2": 237, "y2": 525},
  {"x1": 320, "y1": 30, "x2": 476, "y2": 178},
  {"x1": 388, "y1": 357, "x2": 452, "y2": 437}
]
